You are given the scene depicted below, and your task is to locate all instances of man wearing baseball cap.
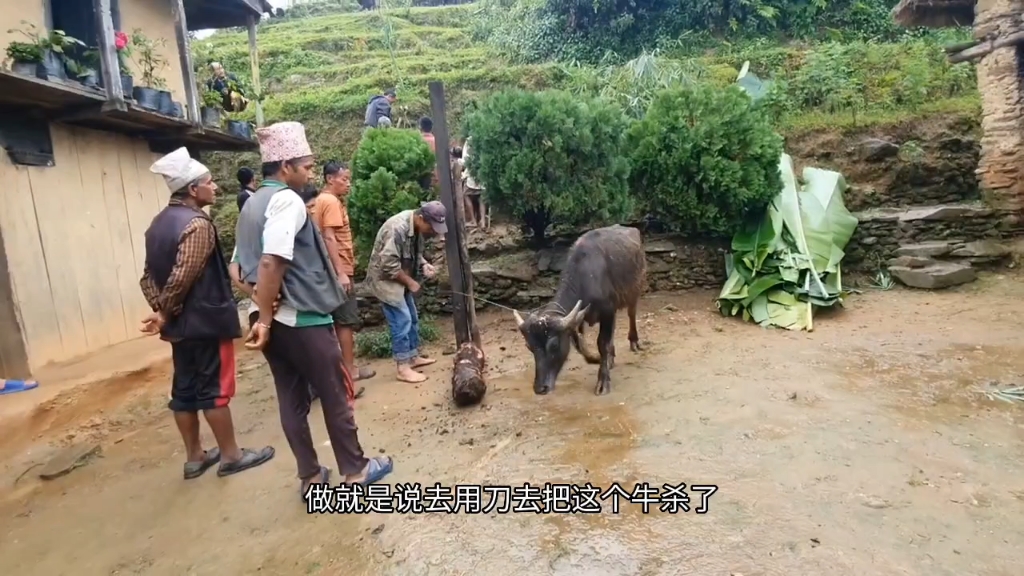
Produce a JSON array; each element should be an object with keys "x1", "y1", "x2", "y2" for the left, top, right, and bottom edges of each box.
[{"x1": 364, "y1": 201, "x2": 447, "y2": 383}]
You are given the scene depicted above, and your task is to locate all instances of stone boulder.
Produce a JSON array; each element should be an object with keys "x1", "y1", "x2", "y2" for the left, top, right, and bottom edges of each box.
[
  {"x1": 856, "y1": 138, "x2": 900, "y2": 162},
  {"x1": 889, "y1": 260, "x2": 977, "y2": 289}
]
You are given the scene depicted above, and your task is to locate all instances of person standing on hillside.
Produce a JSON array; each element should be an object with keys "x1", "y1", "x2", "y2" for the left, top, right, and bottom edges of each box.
[
  {"x1": 365, "y1": 202, "x2": 447, "y2": 383},
  {"x1": 140, "y1": 147, "x2": 275, "y2": 481},
  {"x1": 364, "y1": 88, "x2": 396, "y2": 129},
  {"x1": 419, "y1": 117, "x2": 438, "y2": 187},
  {"x1": 460, "y1": 137, "x2": 488, "y2": 229},
  {"x1": 235, "y1": 121, "x2": 394, "y2": 497}
]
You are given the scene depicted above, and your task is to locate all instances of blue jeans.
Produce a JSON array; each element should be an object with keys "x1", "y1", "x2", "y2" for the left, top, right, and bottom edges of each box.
[{"x1": 381, "y1": 291, "x2": 420, "y2": 363}]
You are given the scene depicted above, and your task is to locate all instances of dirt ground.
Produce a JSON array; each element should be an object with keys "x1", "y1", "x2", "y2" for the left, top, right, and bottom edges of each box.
[{"x1": 2, "y1": 273, "x2": 1024, "y2": 576}]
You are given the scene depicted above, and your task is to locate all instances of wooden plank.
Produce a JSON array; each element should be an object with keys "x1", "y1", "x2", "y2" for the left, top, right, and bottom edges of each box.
[
  {"x1": 116, "y1": 137, "x2": 151, "y2": 283},
  {"x1": 27, "y1": 127, "x2": 89, "y2": 359},
  {"x1": 0, "y1": 156, "x2": 62, "y2": 370},
  {"x1": 429, "y1": 81, "x2": 472, "y2": 346},
  {"x1": 133, "y1": 141, "x2": 167, "y2": 215},
  {"x1": 949, "y1": 31, "x2": 1024, "y2": 63},
  {"x1": 0, "y1": 210, "x2": 31, "y2": 378},
  {"x1": 69, "y1": 128, "x2": 126, "y2": 348},
  {"x1": 95, "y1": 132, "x2": 144, "y2": 339},
  {"x1": 93, "y1": 0, "x2": 126, "y2": 109},
  {"x1": 171, "y1": 0, "x2": 201, "y2": 126},
  {"x1": 247, "y1": 15, "x2": 265, "y2": 127}
]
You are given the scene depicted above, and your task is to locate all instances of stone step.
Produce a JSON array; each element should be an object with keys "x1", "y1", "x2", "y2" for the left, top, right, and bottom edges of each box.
[
  {"x1": 893, "y1": 239, "x2": 1012, "y2": 263},
  {"x1": 888, "y1": 258, "x2": 977, "y2": 289},
  {"x1": 855, "y1": 203, "x2": 994, "y2": 223}
]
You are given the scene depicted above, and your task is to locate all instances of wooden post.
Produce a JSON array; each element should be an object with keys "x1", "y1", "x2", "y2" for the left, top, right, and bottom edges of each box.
[
  {"x1": 429, "y1": 80, "x2": 486, "y2": 407},
  {"x1": 171, "y1": 0, "x2": 200, "y2": 125},
  {"x1": 93, "y1": 0, "x2": 125, "y2": 111},
  {"x1": 247, "y1": 15, "x2": 265, "y2": 128}
]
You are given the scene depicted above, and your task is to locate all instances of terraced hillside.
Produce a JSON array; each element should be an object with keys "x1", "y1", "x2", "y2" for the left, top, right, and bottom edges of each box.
[
  {"x1": 196, "y1": 3, "x2": 980, "y2": 177},
  {"x1": 197, "y1": 5, "x2": 563, "y2": 163}
]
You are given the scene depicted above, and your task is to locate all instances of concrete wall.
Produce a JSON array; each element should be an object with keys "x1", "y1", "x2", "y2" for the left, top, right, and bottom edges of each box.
[{"x1": 0, "y1": 125, "x2": 170, "y2": 377}]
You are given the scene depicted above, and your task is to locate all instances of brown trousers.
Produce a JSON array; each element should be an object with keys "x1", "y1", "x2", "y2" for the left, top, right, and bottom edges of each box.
[{"x1": 250, "y1": 314, "x2": 369, "y2": 478}]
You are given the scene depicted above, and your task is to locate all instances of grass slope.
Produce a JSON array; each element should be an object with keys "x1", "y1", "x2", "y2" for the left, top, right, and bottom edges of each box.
[{"x1": 198, "y1": 4, "x2": 979, "y2": 216}]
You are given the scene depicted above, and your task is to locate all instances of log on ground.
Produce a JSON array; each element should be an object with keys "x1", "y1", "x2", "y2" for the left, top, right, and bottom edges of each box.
[{"x1": 452, "y1": 342, "x2": 486, "y2": 407}]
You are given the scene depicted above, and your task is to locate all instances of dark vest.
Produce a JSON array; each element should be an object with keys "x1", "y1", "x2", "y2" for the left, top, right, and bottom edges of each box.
[{"x1": 144, "y1": 204, "x2": 241, "y2": 341}]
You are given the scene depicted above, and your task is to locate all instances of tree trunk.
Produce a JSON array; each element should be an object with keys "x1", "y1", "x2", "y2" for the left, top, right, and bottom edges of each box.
[{"x1": 452, "y1": 342, "x2": 486, "y2": 407}]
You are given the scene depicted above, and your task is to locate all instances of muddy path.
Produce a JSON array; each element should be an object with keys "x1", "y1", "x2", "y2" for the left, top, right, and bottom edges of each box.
[{"x1": 2, "y1": 275, "x2": 1024, "y2": 576}]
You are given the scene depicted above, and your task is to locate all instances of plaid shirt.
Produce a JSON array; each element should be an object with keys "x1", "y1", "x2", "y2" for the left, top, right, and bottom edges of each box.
[{"x1": 139, "y1": 198, "x2": 217, "y2": 317}]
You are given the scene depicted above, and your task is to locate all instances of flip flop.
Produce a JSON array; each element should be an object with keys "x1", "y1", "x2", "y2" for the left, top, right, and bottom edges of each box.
[
  {"x1": 353, "y1": 367, "x2": 377, "y2": 382},
  {"x1": 357, "y1": 456, "x2": 394, "y2": 486},
  {"x1": 354, "y1": 386, "x2": 365, "y2": 399},
  {"x1": 183, "y1": 448, "x2": 221, "y2": 480},
  {"x1": 216, "y1": 446, "x2": 275, "y2": 477},
  {"x1": 301, "y1": 466, "x2": 331, "y2": 500},
  {"x1": 0, "y1": 379, "x2": 39, "y2": 396}
]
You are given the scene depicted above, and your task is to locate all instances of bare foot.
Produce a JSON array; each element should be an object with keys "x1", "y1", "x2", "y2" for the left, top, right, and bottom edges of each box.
[
  {"x1": 411, "y1": 356, "x2": 436, "y2": 369},
  {"x1": 397, "y1": 365, "x2": 427, "y2": 383}
]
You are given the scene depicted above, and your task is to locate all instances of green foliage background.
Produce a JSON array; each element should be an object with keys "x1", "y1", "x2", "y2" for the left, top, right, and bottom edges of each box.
[
  {"x1": 200, "y1": 1, "x2": 979, "y2": 259},
  {"x1": 463, "y1": 89, "x2": 633, "y2": 241},
  {"x1": 629, "y1": 85, "x2": 785, "y2": 236},
  {"x1": 348, "y1": 128, "x2": 436, "y2": 262}
]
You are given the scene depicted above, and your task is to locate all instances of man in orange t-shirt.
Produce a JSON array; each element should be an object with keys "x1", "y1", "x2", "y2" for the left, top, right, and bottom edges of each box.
[{"x1": 310, "y1": 161, "x2": 376, "y2": 397}]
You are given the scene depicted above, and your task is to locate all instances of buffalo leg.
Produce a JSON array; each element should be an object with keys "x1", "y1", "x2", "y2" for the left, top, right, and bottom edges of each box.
[
  {"x1": 572, "y1": 323, "x2": 601, "y2": 365},
  {"x1": 628, "y1": 302, "x2": 643, "y2": 352},
  {"x1": 594, "y1": 315, "x2": 615, "y2": 396}
]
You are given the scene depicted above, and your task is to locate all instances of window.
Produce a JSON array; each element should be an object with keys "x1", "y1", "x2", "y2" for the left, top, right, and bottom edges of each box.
[{"x1": 48, "y1": 0, "x2": 121, "y2": 52}]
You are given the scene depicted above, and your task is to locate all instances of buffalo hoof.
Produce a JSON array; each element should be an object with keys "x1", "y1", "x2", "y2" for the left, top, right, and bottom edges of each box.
[
  {"x1": 630, "y1": 339, "x2": 643, "y2": 352},
  {"x1": 594, "y1": 379, "x2": 610, "y2": 396}
]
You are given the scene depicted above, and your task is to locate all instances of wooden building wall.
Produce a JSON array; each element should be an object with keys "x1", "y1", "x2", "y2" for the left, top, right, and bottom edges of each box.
[{"x1": 0, "y1": 124, "x2": 170, "y2": 376}]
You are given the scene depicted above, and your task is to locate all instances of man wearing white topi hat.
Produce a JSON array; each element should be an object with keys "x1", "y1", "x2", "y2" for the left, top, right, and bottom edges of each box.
[
  {"x1": 140, "y1": 147, "x2": 275, "y2": 480},
  {"x1": 234, "y1": 122, "x2": 394, "y2": 499}
]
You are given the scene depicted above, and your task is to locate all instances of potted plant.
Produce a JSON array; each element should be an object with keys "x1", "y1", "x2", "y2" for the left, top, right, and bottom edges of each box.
[
  {"x1": 115, "y1": 31, "x2": 133, "y2": 97},
  {"x1": 5, "y1": 39, "x2": 42, "y2": 76},
  {"x1": 129, "y1": 29, "x2": 170, "y2": 113},
  {"x1": 67, "y1": 49, "x2": 100, "y2": 89},
  {"x1": 40, "y1": 29, "x2": 85, "y2": 82},
  {"x1": 5, "y1": 21, "x2": 71, "y2": 82},
  {"x1": 200, "y1": 87, "x2": 223, "y2": 128},
  {"x1": 225, "y1": 116, "x2": 253, "y2": 140}
]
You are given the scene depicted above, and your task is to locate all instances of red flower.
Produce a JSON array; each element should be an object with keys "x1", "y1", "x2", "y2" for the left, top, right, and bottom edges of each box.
[{"x1": 114, "y1": 31, "x2": 128, "y2": 51}]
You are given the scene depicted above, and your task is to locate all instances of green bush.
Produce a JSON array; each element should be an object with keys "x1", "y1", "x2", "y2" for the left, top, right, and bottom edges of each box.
[
  {"x1": 348, "y1": 128, "x2": 436, "y2": 263},
  {"x1": 355, "y1": 316, "x2": 441, "y2": 358},
  {"x1": 628, "y1": 85, "x2": 784, "y2": 237},
  {"x1": 463, "y1": 88, "x2": 633, "y2": 242}
]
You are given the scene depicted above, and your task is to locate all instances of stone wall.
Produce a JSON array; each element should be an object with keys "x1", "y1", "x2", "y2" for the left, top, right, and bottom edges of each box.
[
  {"x1": 973, "y1": 0, "x2": 1024, "y2": 209},
  {"x1": 352, "y1": 229, "x2": 728, "y2": 328},
  {"x1": 844, "y1": 204, "x2": 1023, "y2": 267},
  {"x1": 785, "y1": 116, "x2": 982, "y2": 212}
]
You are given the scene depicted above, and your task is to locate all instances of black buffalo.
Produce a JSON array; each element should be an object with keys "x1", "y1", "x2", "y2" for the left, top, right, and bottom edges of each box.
[{"x1": 513, "y1": 225, "x2": 647, "y2": 396}]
